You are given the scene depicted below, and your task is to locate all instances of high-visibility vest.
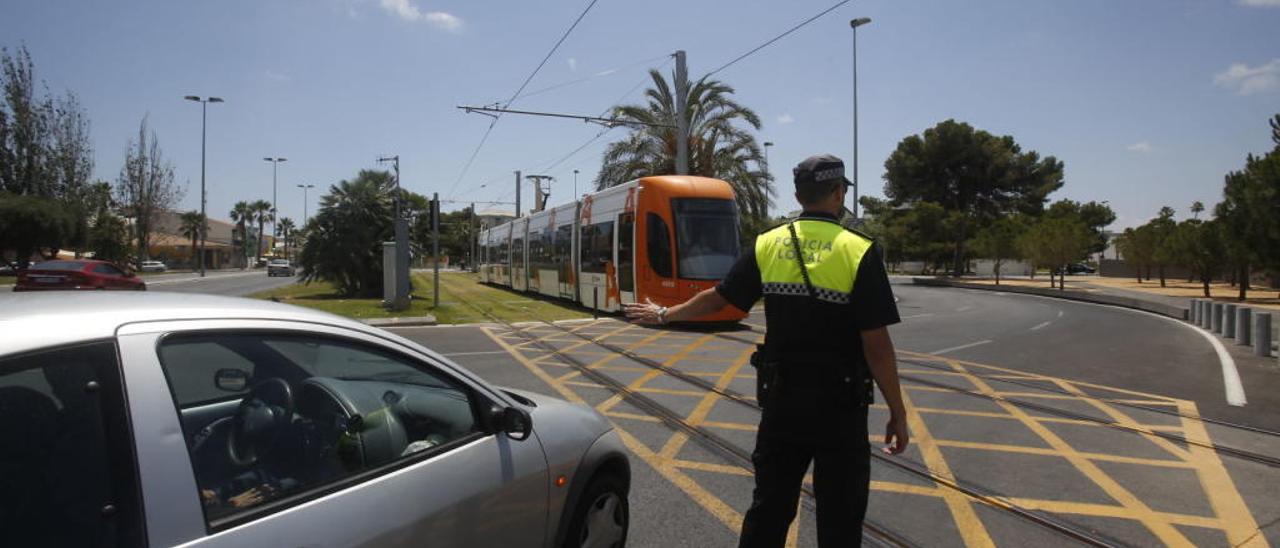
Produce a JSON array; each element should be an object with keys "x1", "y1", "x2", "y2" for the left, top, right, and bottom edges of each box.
[{"x1": 755, "y1": 216, "x2": 874, "y2": 306}]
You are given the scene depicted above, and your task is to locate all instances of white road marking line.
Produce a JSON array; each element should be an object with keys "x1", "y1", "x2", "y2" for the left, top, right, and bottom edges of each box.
[
  {"x1": 1030, "y1": 321, "x2": 1052, "y2": 331},
  {"x1": 928, "y1": 340, "x2": 992, "y2": 355},
  {"x1": 902, "y1": 313, "x2": 935, "y2": 319},
  {"x1": 1057, "y1": 310, "x2": 1064, "y2": 318},
  {"x1": 442, "y1": 350, "x2": 511, "y2": 357},
  {"x1": 956, "y1": 305, "x2": 974, "y2": 312},
  {"x1": 933, "y1": 288, "x2": 1247, "y2": 407}
]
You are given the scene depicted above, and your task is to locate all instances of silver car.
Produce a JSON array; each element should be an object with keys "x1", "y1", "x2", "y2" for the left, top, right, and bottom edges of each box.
[
  {"x1": 0, "y1": 293, "x2": 629, "y2": 547},
  {"x1": 266, "y1": 259, "x2": 295, "y2": 277}
]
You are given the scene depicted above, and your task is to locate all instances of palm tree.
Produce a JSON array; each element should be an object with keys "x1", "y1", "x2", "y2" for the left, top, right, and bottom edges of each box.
[
  {"x1": 229, "y1": 201, "x2": 254, "y2": 268},
  {"x1": 596, "y1": 69, "x2": 774, "y2": 229},
  {"x1": 277, "y1": 217, "x2": 296, "y2": 260},
  {"x1": 178, "y1": 210, "x2": 206, "y2": 267},
  {"x1": 251, "y1": 199, "x2": 273, "y2": 263}
]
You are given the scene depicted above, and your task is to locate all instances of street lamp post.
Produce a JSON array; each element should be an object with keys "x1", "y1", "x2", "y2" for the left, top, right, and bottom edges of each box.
[
  {"x1": 297, "y1": 183, "x2": 315, "y2": 225},
  {"x1": 850, "y1": 17, "x2": 871, "y2": 221},
  {"x1": 263, "y1": 157, "x2": 287, "y2": 250},
  {"x1": 763, "y1": 141, "x2": 774, "y2": 181},
  {"x1": 184, "y1": 95, "x2": 223, "y2": 277}
]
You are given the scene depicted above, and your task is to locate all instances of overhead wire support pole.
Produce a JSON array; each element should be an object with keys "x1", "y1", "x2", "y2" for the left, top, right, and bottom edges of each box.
[
  {"x1": 675, "y1": 50, "x2": 689, "y2": 175},
  {"x1": 515, "y1": 170, "x2": 522, "y2": 218}
]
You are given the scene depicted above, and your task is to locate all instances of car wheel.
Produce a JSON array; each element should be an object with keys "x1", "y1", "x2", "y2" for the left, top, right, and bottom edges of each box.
[{"x1": 564, "y1": 475, "x2": 628, "y2": 548}]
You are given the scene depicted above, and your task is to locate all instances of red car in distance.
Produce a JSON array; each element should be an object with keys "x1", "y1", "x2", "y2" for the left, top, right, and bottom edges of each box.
[{"x1": 13, "y1": 260, "x2": 147, "y2": 291}]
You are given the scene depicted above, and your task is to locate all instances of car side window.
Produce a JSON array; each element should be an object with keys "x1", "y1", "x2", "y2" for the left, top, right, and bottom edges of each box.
[
  {"x1": 156, "y1": 332, "x2": 483, "y2": 528},
  {"x1": 93, "y1": 264, "x2": 123, "y2": 276},
  {"x1": 158, "y1": 341, "x2": 255, "y2": 405},
  {"x1": 0, "y1": 342, "x2": 144, "y2": 547}
]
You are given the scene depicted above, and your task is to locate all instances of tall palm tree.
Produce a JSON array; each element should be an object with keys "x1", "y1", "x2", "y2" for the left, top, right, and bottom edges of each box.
[
  {"x1": 596, "y1": 69, "x2": 774, "y2": 228},
  {"x1": 251, "y1": 199, "x2": 273, "y2": 262},
  {"x1": 178, "y1": 210, "x2": 206, "y2": 267},
  {"x1": 277, "y1": 217, "x2": 295, "y2": 260},
  {"x1": 229, "y1": 201, "x2": 254, "y2": 268}
]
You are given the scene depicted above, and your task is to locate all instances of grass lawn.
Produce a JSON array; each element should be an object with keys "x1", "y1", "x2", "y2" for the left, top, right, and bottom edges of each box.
[{"x1": 249, "y1": 271, "x2": 593, "y2": 324}]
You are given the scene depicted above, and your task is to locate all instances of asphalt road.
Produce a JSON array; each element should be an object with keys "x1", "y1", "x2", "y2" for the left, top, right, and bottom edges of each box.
[
  {"x1": 383, "y1": 279, "x2": 1280, "y2": 547},
  {"x1": 143, "y1": 269, "x2": 299, "y2": 296}
]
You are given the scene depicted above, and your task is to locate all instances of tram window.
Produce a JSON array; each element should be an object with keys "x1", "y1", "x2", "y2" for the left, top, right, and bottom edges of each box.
[
  {"x1": 580, "y1": 221, "x2": 614, "y2": 274},
  {"x1": 499, "y1": 239, "x2": 509, "y2": 265},
  {"x1": 672, "y1": 198, "x2": 740, "y2": 280},
  {"x1": 646, "y1": 213, "x2": 673, "y2": 278},
  {"x1": 618, "y1": 214, "x2": 634, "y2": 292},
  {"x1": 513, "y1": 237, "x2": 524, "y2": 267},
  {"x1": 555, "y1": 225, "x2": 573, "y2": 264}
]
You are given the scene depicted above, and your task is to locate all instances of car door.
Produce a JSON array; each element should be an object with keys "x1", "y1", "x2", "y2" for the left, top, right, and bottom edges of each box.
[
  {"x1": 92, "y1": 263, "x2": 126, "y2": 289},
  {"x1": 115, "y1": 319, "x2": 549, "y2": 548}
]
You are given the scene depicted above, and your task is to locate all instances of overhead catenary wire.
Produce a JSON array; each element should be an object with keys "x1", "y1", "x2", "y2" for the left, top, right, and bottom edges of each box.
[
  {"x1": 707, "y1": 0, "x2": 853, "y2": 77},
  {"x1": 445, "y1": 0, "x2": 603, "y2": 200}
]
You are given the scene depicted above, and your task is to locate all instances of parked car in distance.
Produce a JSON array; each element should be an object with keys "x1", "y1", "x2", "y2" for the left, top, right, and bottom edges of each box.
[
  {"x1": 140, "y1": 260, "x2": 168, "y2": 273},
  {"x1": 1065, "y1": 263, "x2": 1096, "y2": 274},
  {"x1": 13, "y1": 259, "x2": 146, "y2": 291},
  {"x1": 267, "y1": 259, "x2": 296, "y2": 277},
  {"x1": 0, "y1": 293, "x2": 630, "y2": 548}
]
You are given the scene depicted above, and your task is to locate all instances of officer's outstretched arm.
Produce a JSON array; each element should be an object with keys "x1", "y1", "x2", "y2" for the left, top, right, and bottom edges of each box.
[
  {"x1": 862, "y1": 327, "x2": 909, "y2": 455},
  {"x1": 623, "y1": 288, "x2": 730, "y2": 325}
]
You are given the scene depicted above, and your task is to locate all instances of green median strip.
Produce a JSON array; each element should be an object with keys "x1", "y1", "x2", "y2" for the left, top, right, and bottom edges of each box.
[{"x1": 249, "y1": 271, "x2": 592, "y2": 324}]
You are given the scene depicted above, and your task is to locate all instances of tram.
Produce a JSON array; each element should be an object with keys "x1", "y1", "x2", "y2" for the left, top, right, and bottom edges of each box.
[{"x1": 478, "y1": 175, "x2": 748, "y2": 322}]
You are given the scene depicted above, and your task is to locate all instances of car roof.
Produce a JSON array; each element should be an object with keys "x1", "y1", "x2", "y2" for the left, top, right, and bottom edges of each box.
[{"x1": 0, "y1": 292, "x2": 377, "y2": 356}]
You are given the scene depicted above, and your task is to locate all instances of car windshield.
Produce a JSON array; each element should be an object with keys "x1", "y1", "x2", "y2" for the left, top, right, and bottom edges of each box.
[
  {"x1": 672, "y1": 198, "x2": 740, "y2": 280},
  {"x1": 270, "y1": 260, "x2": 288, "y2": 265}
]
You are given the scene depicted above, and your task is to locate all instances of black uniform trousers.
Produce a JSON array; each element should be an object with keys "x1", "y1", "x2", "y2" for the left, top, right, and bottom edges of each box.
[{"x1": 738, "y1": 406, "x2": 871, "y2": 547}]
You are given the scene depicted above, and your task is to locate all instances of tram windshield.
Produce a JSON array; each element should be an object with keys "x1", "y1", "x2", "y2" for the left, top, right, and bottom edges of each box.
[{"x1": 672, "y1": 198, "x2": 740, "y2": 280}]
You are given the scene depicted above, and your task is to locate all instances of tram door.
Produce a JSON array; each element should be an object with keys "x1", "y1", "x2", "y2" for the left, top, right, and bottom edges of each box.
[{"x1": 617, "y1": 213, "x2": 635, "y2": 305}]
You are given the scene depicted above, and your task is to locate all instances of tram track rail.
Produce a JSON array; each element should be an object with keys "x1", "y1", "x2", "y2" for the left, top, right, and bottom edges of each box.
[
  {"x1": 438, "y1": 276, "x2": 1125, "y2": 548},
  {"x1": 705, "y1": 327, "x2": 1280, "y2": 470}
]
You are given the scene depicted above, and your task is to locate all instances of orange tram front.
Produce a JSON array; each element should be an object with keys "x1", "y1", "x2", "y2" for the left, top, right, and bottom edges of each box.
[{"x1": 478, "y1": 175, "x2": 748, "y2": 323}]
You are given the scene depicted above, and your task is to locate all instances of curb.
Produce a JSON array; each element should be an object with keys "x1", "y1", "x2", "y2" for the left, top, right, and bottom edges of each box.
[
  {"x1": 911, "y1": 277, "x2": 1188, "y2": 321},
  {"x1": 362, "y1": 315, "x2": 438, "y2": 327}
]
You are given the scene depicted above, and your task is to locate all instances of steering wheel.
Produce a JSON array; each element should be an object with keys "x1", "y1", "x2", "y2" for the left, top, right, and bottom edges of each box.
[{"x1": 228, "y1": 378, "x2": 295, "y2": 468}]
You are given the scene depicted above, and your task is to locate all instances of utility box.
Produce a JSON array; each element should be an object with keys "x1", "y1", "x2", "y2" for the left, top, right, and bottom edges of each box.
[{"x1": 383, "y1": 240, "x2": 410, "y2": 311}]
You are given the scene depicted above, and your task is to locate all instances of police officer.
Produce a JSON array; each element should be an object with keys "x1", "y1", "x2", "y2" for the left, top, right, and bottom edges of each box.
[{"x1": 624, "y1": 153, "x2": 908, "y2": 547}]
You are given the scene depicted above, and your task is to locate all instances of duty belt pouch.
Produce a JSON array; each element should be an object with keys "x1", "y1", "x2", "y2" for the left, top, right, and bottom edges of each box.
[{"x1": 749, "y1": 344, "x2": 780, "y2": 407}]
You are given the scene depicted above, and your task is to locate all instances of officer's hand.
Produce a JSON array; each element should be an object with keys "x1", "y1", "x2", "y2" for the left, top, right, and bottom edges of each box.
[
  {"x1": 883, "y1": 413, "x2": 909, "y2": 455},
  {"x1": 623, "y1": 300, "x2": 663, "y2": 325}
]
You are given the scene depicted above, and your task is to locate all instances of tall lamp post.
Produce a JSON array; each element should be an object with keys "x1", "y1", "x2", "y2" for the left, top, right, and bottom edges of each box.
[
  {"x1": 850, "y1": 17, "x2": 871, "y2": 221},
  {"x1": 184, "y1": 95, "x2": 223, "y2": 277},
  {"x1": 263, "y1": 157, "x2": 287, "y2": 251},
  {"x1": 296, "y1": 183, "x2": 315, "y2": 225},
  {"x1": 763, "y1": 141, "x2": 774, "y2": 180}
]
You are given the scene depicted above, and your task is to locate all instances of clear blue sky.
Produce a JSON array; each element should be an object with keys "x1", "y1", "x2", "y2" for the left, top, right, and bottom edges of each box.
[{"x1": 3, "y1": 0, "x2": 1278, "y2": 229}]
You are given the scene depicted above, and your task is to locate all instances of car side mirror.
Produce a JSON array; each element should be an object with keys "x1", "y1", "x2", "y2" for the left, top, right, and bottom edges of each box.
[
  {"x1": 485, "y1": 403, "x2": 533, "y2": 441},
  {"x1": 215, "y1": 368, "x2": 250, "y2": 392}
]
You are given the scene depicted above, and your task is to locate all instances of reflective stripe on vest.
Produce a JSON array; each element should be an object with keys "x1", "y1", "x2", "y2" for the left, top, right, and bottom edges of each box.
[{"x1": 755, "y1": 219, "x2": 873, "y2": 305}]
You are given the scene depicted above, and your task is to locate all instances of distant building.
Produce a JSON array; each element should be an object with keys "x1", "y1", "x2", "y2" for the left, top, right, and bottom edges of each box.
[{"x1": 144, "y1": 210, "x2": 243, "y2": 269}]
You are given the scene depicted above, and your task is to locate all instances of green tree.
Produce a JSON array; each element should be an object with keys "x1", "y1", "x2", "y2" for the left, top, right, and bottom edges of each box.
[
  {"x1": 229, "y1": 201, "x2": 253, "y2": 267},
  {"x1": 1115, "y1": 225, "x2": 1157, "y2": 283},
  {"x1": 1018, "y1": 216, "x2": 1090, "y2": 290},
  {"x1": 277, "y1": 217, "x2": 296, "y2": 260},
  {"x1": 1190, "y1": 201, "x2": 1205, "y2": 220},
  {"x1": 1168, "y1": 218, "x2": 1224, "y2": 297},
  {"x1": 1044, "y1": 199, "x2": 1115, "y2": 257},
  {"x1": 87, "y1": 211, "x2": 130, "y2": 264},
  {"x1": 178, "y1": 210, "x2": 206, "y2": 266},
  {"x1": 298, "y1": 170, "x2": 428, "y2": 297},
  {"x1": 1147, "y1": 206, "x2": 1178, "y2": 287},
  {"x1": 1215, "y1": 147, "x2": 1279, "y2": 301},
  {"x1": 115, "y1": 116, "x2": 183, "y2": 268},
  {"x1": 883, "y1": 119, "x2": 1065, "y2": 277},
  {"x1": 596, "y1": 69, "x2": 773, "y2": 239},
  {"x1": 970, "y1": 216, "x2": 1027, "y2": 284},
  {"x1": 250, "y1": 199, "x2": 273, "y2": 263},
  {"x1": 0, "y1": 193, "x2": 73, "y2": 266}
]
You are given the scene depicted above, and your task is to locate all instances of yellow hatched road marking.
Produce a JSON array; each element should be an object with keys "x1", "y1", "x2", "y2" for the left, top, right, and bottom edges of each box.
[
  {"x1": 898, "y1": 388, "x2": 995, "y2": 548},
  {"x1": 1003, "y1": 497, "x2": 1223, "y2": 529},
  {"x1": 932, "y1": 439, "x2": 1196, "y2": 469},
  {"x1": 1174, "y1": 400, "x2": 1268, "y2": 547},
  {"x1": 945, "y1": 362, "x2": 1194, "y2": 546},
  {"x1": 1049, "y1": 379, "x2": 1191, "y2": 463}
]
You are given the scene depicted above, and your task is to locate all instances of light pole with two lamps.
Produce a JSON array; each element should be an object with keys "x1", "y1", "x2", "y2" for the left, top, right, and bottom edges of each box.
[
  {"x1": 183, "y1": 95, "x2": 223, "y2": 277},
  {"x1": 263, "y1": 157, "x2": 287, "y2": 252},
  {"x1": 850, "y1": 17, "x2": 871, "y2": 221}
]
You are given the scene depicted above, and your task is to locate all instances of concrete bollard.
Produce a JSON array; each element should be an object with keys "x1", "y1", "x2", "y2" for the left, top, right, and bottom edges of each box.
[
  {"x1": 1257, "y1": 313, "x2": 1272, "y2": 357},
  {"x1": 1237, "y1": 307, "x2": 1252, "y2": 346},
  {"x1": 1190, "y1": 299, "x2": 1201, "y2": 325},
  {"x1": 1203, "y1": 301, "x2": 1214, "y2": 328},
  {"x1": 1213, "y1": 303, "x2": 1225, "y2": 333},
  {"x1": 1225, "y1": 304, "x2": 1238, "y2": 338}
]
